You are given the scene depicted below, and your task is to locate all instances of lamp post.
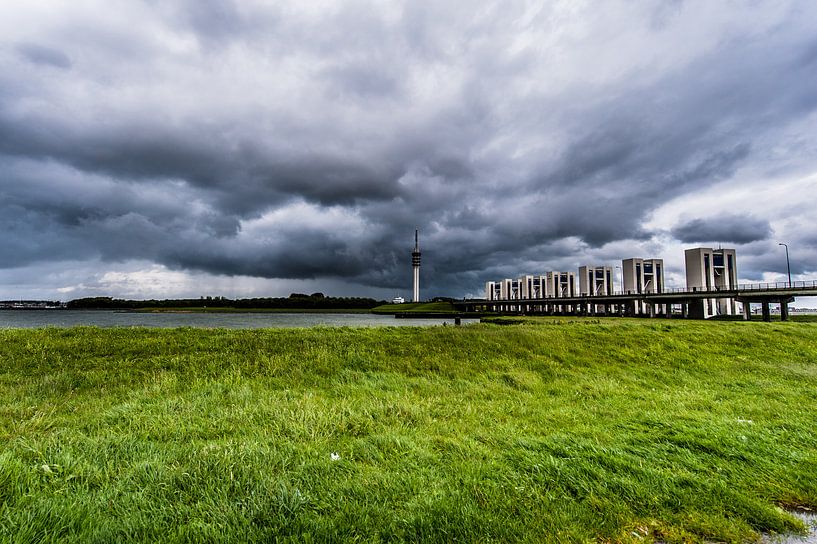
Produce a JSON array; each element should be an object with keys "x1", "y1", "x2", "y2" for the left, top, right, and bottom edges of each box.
[{"x1": 778, "y1": 242, "x2": 791, "y2": 287}]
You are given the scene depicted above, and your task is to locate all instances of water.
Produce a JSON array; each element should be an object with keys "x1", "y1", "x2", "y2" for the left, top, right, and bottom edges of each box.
[{"x1": 0, "y1": 310, "x2": 479, "y2": 329}]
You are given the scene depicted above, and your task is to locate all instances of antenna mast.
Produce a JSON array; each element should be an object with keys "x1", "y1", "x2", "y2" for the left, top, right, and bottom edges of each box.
[{"x1": 412, "y1": 229, "x2": 421, "y2": 302}]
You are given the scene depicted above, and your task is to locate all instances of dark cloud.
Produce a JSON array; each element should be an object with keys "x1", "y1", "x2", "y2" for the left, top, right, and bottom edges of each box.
[
  {"x1": 723, "y1": 240, "x2": 815, "y2": 282},
  {"x1": 1, "y1": 1, "x2": 816, "y2": 299},
  {"x1": 322, "y1": 63, "x2": 402, "y2": 100},
  {"x1": 16, "y1": 43, "x2": 71, "y2": 69},
  {"x1": 671, "y1": 215, "x2": 772, "y2": 245},
  {"x1": 179, "y1": 0, "x2": 248, "y2": 43},
  {"x1": 139, "y1": 0, "x2": 276, "y2": 48}
]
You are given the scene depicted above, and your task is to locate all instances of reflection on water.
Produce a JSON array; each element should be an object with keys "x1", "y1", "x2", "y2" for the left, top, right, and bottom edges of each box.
[{"x1": 0, "y1": 310, "x2": 479, "y2": 329}]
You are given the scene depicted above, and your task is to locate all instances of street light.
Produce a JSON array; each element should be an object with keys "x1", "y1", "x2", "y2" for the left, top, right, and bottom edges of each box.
[{"x1": 778, "y1": 242, "x2": 791, "y2": 287}]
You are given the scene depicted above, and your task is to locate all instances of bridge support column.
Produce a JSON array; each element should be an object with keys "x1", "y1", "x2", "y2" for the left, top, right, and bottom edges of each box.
[
  {"x1": 687, "y1": 300, "x2": 705, "y2": 319},
  {"x1": 743, "y1": 302, "x2": 751, "y2": 321},
  {"x1": 761, "y1": 302, "x2": 771, "y2": 322},
  {"x1": 780, "y1": 299, "x2": 790, "y2": 321}
]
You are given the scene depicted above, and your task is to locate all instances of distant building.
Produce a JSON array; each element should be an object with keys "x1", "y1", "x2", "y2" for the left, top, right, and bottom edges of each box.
[
  {"x1": 476, "y1": 245, "x2": 760, "y2": 319},
  {"x1": 685, "y1": 247, "x2": 738, "y2": 318},
  {"x1": 483, "y1": 278, "x2": 521, "y2": 311},
  {"x1": 485, "y1": 281, "x2": 501, "y2": 301},
  {"x1": 391, "y1": 296, "x2": 405, "y2": 304},
  {"x1": 622, "y1": 258, "x2": 664, "y2": 315},
  {"x1": 520, "y1": 275, "x2": 546, "y2": 299},
  {"x1": 503, "y1": 278, "x2": 523, "y2": 311},
  {"x1": 579, "y1": 265, "x2": 614, "y2": 313},
  {"x1": 579, "y1": 266, "x2": 613, "y2": 296},
  {"x1": 546, "y1": 271, "x2": 576, "y2": 298},
  {"x1": 545, "y1": 271, "x2": 575, "y2": 313},
  {"x1": 485, "y1": 273, "x2": 573, "y2": 312},
  {"x1": 502, "y1": 278, "x2": 522, "y2": 301}
]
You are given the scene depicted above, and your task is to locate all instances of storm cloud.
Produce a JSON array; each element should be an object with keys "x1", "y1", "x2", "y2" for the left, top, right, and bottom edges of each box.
[
  {"x1": 671, "y1": 215, "x2": 773, "y2": 245},
  {"x1": 16, "y1": 43, "x2": 72, "y2": 69},
  {"x1": 1, "y1": 1, "x2": 816, "y2": 300}
]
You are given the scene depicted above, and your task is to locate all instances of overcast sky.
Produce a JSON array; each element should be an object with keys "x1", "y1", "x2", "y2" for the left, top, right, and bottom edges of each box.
[{"x1": 1, "y1": 0, "x2": 816, "y2": 301}]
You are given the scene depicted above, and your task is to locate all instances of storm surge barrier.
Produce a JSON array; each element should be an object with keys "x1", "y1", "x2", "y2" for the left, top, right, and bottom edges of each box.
[{"x1": 455, "y1": 280, "x2": 817, "y2": 321}]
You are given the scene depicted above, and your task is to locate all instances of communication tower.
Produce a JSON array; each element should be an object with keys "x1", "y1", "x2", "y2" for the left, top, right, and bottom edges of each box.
[{"x1": 412, "y1": 229, "x2": 421, "y2": 302}]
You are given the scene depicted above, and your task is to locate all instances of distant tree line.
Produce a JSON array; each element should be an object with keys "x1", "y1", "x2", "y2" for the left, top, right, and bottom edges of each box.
[{"x1": 66, "y1": 293, "x2": 386, "y2": 310}]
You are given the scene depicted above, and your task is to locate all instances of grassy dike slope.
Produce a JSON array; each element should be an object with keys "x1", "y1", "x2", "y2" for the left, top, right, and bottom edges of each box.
[{"x1": 1, "y1": 320, "x2": 816, "y2": 543}]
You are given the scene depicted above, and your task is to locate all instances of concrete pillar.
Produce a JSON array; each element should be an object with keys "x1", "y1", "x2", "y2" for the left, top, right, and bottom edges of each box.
[
  {"x1": 743, "y1": 302, "x2": 751, "y2": 321},
  {"x1": 780, "y1": 300, "x2": 789, "y2": 321},
  {"x1": 687, "y1": 300, "x2": 705, "y2": 319},
  {"x1": 761, "y1": 302, "x2": 771, "y2": 322}
]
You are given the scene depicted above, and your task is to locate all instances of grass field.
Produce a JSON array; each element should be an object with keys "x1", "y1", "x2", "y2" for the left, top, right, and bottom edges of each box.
[
  {"x1": 371, "y1": 301, "x2": 458, "y2": 314},
  {"x1": 1, "y1": 319, "x2": 816, "y2": 542}
]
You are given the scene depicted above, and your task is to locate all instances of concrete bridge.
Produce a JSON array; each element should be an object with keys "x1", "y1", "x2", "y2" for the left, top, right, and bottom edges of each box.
[{"x1": 454, "y1": 280, "x2": 817, "y2": 321}]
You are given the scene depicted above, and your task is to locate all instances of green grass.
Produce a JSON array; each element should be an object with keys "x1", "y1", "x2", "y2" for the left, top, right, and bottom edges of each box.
[
  {"x1": 1, "y1": 319, "x2": 816, "y2": 542},
  {"x1": 371, "y1": 301, "x2": 458, "y2": 314},
  {"x1": 709, "y1": 314, "x2": 817, "y2": 323}
]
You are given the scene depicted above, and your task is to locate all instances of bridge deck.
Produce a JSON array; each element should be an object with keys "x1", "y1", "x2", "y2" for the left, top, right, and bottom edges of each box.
[{"x1": 454, "y1": 281, "x2": 817, "y2": 321}]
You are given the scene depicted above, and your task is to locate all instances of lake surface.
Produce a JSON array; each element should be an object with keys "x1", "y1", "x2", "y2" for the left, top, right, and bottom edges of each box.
[{"x1": 0, "y1": 310, "x2": 479, "y2": 329}]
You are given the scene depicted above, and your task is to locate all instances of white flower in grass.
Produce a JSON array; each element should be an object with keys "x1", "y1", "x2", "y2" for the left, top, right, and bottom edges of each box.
[{"x1": 330, "y1": 452, "x2": 341, "y2": 461}]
